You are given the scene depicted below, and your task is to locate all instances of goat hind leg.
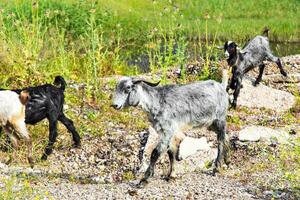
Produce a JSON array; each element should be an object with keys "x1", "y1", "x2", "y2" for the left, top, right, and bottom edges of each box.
[
  {"x1": 254, "y1": 64, "x2": 265, "y2": 86},
  {"x1": 276, "y1": 58, "x2": 287, "y2": 77},
  {"x1": 212, "y1": 120, "x2": 229, "y2": 174},
  {"x1": 58, "y1": 114, "x2": 81, "y2": 147},
  {"x1": 268, "y1": 54, "x2": 287, "y2": 76}
]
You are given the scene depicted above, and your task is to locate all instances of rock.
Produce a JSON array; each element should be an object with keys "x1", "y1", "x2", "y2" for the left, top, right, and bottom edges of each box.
[
  {"x1": 140, "y1": 126, "x2": 215, "y2": 174},
  {"x1": 238, "y1": 126, "x2": 290, "y2": 144},
  {"x1": 0, "y1": 162, "x2": 7, "y2": 169},
  {"x1": 178, "y1": 137, "x2": 210, "y2": 160},
  {"x1": 263, "y1": 73, "x2": 300, "y2": 83},
  {"x1": 176, "y1": 148, "x2": 218, "y2": 174},
  {"x1": 236, "y1": 78, "x2": 295, "y2": 112}
]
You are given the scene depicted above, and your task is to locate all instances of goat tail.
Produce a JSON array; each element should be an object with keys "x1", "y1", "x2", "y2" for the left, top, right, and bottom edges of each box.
[
  {"x1": 53, "y1": 76, "x2": 66, "y2": 91},
  {"x1": 221, "y1": 69, "x2": 229, "y2": 89},
  {"x1": 262, "y1": 27, "x2": 270, "y2": 37},
  {"x1": 19, "y1": 90, "x2": 30, "y2": 105}
]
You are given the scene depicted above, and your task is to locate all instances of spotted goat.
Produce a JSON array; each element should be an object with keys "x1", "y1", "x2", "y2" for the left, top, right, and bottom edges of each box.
[{"x1": 112, "y1": 70, "x2": 230, "y2": 185}]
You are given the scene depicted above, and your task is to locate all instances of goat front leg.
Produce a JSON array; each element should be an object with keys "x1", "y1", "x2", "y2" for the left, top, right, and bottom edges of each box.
[
  {"x1": 164, "y1": 133, "x2": 184, "y2": 181},
  {"x1": 3, "y1": 126, "x2": 18, "y2": 165},
  {"x1": 42, "y1": 114, "x2": 58, "y2": 160},
  {"x1": 0, "y1": 127, "x2": 12, "y2": 152},
  {"x1": 254, "y1": 64, "x2": 265, "y2": 86},
  {"x1": 139, "y1": 134, "x2": 171, "y2": 186},
  {"x1": 164, "y1": 150, "x2": 175, "y2": 181},
  {"x1": 58, "y1": 113, "x2": 81, "y2": 147},
  {"x1": 227, "y1": 67, "x2": 237, "y2": 91},
  {"x1": 232, "y1": 75, "x2": 243, "y2": 109}
]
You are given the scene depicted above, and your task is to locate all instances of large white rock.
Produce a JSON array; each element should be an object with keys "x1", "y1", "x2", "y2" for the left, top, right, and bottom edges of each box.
[
  {"x1": 238, "y1": 125, "x2": 290, "y2": 143},
  {"x1": 178, "y1": 137, "x2": 210, "y2": 160},
  {"x1": 139, "y1": 126, "x2": 214, "y2": 174},
  {"x1": 235, "y1": 78, "x2": 295, "y2": 112}
]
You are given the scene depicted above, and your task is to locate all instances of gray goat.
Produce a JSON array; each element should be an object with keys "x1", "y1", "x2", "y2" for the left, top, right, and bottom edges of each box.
[
  {"x1": 112, "y1": 71, "x2": 230, "y2": 185},
  {"x1": 219, "y1": 35, "x2": 287, "y2": 108}
]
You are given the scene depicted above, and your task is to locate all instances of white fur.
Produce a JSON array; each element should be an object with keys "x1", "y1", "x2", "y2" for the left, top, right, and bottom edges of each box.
[
  {"x1": 0, "y1": 91, "x2": 25, "y2": 126},
  {"x1": 225, "y1": 50, "x2": 230, "y2": 58},
  {"x1": 0, "y1": 90, "x2": 32, "y2": 167}
]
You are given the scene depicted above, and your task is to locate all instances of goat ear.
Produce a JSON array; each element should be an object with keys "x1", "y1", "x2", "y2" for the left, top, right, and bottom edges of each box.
[
  {"x1": 19, "y1": 90, "x2": 30, "y2": 105},
  {"x1": 216, "y1": 46, "x2": 224, "y2": 50},
  {"x1": 237, "y1": 47, "x2": 247, "y2": 54}
]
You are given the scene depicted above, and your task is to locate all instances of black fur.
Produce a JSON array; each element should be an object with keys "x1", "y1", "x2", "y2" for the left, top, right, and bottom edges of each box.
[{"x1": 1, "y1": 76, "x2": 81, "y2": 160}]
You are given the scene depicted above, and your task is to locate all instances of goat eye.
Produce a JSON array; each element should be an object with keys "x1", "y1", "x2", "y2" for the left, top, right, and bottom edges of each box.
[{"x1": 124, "y1": 86, "x2": 131, "y2": 94}]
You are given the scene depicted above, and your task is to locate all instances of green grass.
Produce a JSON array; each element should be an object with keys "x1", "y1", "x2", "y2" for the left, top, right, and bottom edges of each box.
[
  {"x1": 0, "y1": 175, "x2": 51, "y2": 199},
  {"x1": 0, "y1": 0, "x2": 298, "y2": 90}
]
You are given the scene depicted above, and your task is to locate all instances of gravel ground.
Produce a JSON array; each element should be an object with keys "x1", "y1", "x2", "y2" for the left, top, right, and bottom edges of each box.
[
  {"x1": 34, "y1": 172, "x2": 254, "y2": 200},
  {"x1": 0, "y1": 54, "x2": 299, "y2": 200}
]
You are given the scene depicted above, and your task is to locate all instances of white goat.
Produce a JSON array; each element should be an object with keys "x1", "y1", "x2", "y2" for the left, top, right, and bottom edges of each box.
[{"x1": 0, "y1": 90, "x2": 33, "y2": 167}]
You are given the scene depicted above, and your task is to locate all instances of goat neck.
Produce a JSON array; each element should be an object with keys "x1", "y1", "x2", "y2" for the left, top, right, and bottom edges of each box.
[
  {"x1": 227, "y1": 52, "x2": 238, "y2": 67},
  {"x1": 137, "y1": 83, "x2": 161, "y2": 115},
  {"x1": 227, "y1": 51, "x2": 245, "y2": 67}
]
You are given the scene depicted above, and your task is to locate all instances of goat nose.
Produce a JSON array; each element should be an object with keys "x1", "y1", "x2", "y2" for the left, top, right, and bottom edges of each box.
[{"x1": 111, "y1": 104, "x2": 119, "y2": 109}]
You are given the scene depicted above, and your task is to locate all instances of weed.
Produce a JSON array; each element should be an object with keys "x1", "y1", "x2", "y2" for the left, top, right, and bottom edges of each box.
[{"x1": 0, "y1": 175, "x2": 51, "y2": 199}]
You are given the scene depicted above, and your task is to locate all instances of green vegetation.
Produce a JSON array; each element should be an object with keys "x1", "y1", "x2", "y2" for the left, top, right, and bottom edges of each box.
[
  {"x1": 0, "y1": 1, "x2": 299, "y2": 197},
  {"x1": 0, "y1": 175, "x2": 51, "y2": 199},
  {"x1": 0, "y1": 0, "x2": 298, "y2": 89}
]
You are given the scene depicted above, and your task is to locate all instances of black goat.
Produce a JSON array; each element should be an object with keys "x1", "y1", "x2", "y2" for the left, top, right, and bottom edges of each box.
[
  {"x1": 219, "y1": 34, "x2": 287, "y2": 108},
  {"x1": 1, "y1": 76, "x2": 81, "y2": 160}
]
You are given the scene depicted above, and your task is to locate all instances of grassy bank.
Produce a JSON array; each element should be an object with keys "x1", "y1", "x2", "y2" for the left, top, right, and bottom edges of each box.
[{"x1": 0, "y1": 0, "x2": 298, "y2": 92}]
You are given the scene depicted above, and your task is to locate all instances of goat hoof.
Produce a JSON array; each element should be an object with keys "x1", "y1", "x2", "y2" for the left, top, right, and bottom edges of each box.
[
  {"x1": 281, "y1": 71, "x2": 287, "y2": 77},
  {"x1": 175, "y1": 153, "x2": 182, "y2": 162},
  {"x1": 72, "y1": 143, "x2": 81, "y2": 148},
  {"x1": 136, "y1": 179, "x2": 148, "y2": 188},
  {"x1": 230, "y1": 103, "x2": 237, "y2": 110},
  {"x1": 41, "y1": 154, "x2": 48, "y2": 160},
  {"x1": 212, "y1": 167, "x2": 219, "y2": 176},
  {"x1": 5, "y1": 158, "x2": 12, "y2": 165},
  {"x1": 162, "y1": 175, "x2": 176, "y2": 182},
  {"x1": 28, "y1": 158, "x2": 34, "y2": 168}
]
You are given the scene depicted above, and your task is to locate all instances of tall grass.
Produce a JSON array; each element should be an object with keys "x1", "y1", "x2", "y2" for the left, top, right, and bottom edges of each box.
[{"x1": 0, "y1": 0, "x2": 298, "y2": 89}]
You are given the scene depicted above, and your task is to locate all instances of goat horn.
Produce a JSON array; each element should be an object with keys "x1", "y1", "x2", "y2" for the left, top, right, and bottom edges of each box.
[
  {"x1": 142, "y1": 80, "x2": 160, "y2": 87},
  {"x1": 132, "y1": 78, "x2": 160, "y2": 87}
]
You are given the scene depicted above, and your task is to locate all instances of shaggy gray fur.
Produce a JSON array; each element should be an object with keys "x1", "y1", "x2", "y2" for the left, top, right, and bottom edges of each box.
[
  {"x1": 223, "y1": 36, "x2": 287, "y2": 108},
  {"x1": 112, "y1": 72, "x2": 229, "y2": 185}
]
